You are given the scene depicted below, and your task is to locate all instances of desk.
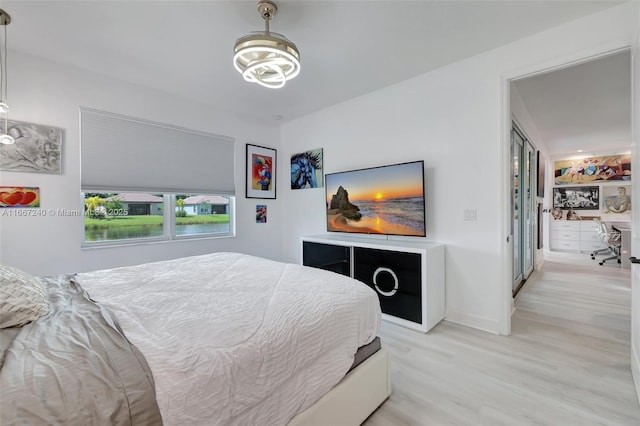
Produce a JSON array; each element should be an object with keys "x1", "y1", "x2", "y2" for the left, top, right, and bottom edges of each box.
[{"x1": 611, "y1": 223, "x2": 632, "y2": 269}]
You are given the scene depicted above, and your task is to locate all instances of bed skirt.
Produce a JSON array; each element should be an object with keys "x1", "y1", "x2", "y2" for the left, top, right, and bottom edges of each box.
[{"x1": 288, "y1": 346, "x2": 391, "y2": 426}]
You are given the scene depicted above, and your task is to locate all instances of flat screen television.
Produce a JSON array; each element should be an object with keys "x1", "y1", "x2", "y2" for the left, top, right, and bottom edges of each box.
[{"x1": 325, "y1": 160, "x2": 426, "y2": 237}]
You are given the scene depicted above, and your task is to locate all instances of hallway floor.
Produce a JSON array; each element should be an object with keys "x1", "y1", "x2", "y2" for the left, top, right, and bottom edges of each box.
[{"x1": 364, "y1": 250, "x2": 638, "y2": 425}]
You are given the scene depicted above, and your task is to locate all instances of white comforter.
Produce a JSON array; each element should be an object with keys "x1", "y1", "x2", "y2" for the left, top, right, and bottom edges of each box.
[{"x1": 77, "y1": 252, "x2": 381, "y2": 425}]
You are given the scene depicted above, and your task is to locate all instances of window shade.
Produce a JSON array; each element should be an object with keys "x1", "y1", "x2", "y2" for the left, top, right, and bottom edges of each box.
[{"x1": 80, "y1": 108, "x2": 235, "y2": 194}]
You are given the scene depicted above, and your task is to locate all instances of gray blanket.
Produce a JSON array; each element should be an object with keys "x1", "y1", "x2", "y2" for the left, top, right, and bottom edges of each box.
[{"x1": 0, "y1": 275, "x2": 162, "y2": 425}]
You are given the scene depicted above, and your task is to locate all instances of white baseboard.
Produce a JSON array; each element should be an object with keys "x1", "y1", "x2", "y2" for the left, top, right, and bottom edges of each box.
[
  {"x1": 445, "y1": 309, "x2": 502, "y2": 335},
  {"x1": 632, "y1": 342, "x2": 640, "y2": 405}
]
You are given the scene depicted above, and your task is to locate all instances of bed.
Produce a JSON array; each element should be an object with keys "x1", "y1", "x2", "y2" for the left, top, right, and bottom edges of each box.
[{"x1": 0, "y1": 252, "x2": 390, "y2": 425}]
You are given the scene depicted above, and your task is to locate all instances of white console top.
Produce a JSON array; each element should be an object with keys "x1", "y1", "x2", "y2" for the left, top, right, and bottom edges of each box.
[{"x1": 302, "y1": 234, "x2": 443, "y2": 252}]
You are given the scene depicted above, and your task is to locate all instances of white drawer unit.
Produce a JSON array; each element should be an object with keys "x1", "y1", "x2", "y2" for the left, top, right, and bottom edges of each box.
[
  {"x1": 550, "y1": 220, "x2": 607, "y2": 253},
  {"x1": 550, "y1": 238, "x2": 581, "y2": 251},
  {"x1": 580, "y1": 221, "x2": 601, "y2": 233},
  {"x1": 550, "y1": 220, "x2": 580, "y2": 251},
  {"x1": 551, "y1": 220, "x2": 580, "y2": 232},
  {"x1": 554, "y1": 230, "x2": 580, "y2": 240}
]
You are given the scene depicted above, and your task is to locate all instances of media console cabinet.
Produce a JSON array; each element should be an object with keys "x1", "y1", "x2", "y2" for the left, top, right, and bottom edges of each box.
[{"x1": 301, "y1": 235, "x2": 445, "y2": 333}]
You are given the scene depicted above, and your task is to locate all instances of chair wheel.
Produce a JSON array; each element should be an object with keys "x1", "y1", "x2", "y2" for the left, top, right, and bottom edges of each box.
[
  {"x1": 599, "y1": 262, "x2": 604, "y2": 265},
  {"x1": 618, "y1": 259, "x2": 621, "y2": 263},
  {"x1": 591, "y1": 256, "x2": 595, "y2": 260}
]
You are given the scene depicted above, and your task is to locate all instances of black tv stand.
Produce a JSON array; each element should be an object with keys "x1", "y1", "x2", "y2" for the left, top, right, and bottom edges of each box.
[{"x1": 301, "y1": 235, "x2": 445, "y2": 333}]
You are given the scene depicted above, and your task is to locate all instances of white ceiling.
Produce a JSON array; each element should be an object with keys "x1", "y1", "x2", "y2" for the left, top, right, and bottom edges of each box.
[
  {"x1": 3, "y1": 0, "x2": 630, "y2": 155},
  {"x1": 512, "y1": 50, "x2": 631, "y2": 157}
]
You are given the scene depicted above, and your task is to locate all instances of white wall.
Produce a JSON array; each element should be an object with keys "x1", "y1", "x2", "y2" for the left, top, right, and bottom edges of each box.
[
  {"x1": 279, "y1": 2, "x2": 640, "y2": 334},
  {"x1": 0, "y1": 52, "x2": 282, "y2": 276}
]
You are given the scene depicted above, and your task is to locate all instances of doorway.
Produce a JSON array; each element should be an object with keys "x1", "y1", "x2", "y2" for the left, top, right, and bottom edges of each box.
[{"x1": 504, "y1": 48, "x2": 633, "y2": 337}]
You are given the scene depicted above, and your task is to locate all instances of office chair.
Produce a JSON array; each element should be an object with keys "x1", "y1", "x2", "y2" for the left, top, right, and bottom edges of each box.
[
  {"x1": 597, "y1": 221, "x2": 621, "y2": 266},
  {"x1": 590, "y1": 220, "x2": 610, "y2": 260}
]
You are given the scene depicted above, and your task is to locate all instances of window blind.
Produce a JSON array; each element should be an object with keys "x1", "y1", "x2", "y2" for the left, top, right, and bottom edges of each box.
[{"x1": 80, "y1": 108, "x2": 235, "y2": 194}]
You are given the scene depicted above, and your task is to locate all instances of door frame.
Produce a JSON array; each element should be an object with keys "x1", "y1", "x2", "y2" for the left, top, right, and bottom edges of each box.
[
  {"x1": 500, "y1": 42, "x2": 632, "y2": 336},
  {"x1": 629, "y1": 12, "x2": 640, "y2": 404}
]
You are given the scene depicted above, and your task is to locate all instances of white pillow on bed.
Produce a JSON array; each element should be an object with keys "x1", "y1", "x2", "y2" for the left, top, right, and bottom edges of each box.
[{"x1": 0, "y1": 264, "x2": 50, "y2": 328}]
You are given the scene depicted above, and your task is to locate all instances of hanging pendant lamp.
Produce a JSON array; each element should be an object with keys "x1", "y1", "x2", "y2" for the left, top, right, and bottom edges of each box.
[
  {"x1": 0, "y1": 8, "x2": 13, "y2": 145},
  {"x1": 233, "y1": 1, "x2": 300, "y2": 89}
]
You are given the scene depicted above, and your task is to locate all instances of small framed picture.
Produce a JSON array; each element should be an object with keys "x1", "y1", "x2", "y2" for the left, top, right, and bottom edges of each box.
[
  {"x1": 256, "y1": 205, "x2": 267, "y2": 223},
  {"x1": 246, "y1": 144, "x2": 276, "y2": 199},
  {"x1": 0, "y1": 186, "x2": 40, "y2": 208}
]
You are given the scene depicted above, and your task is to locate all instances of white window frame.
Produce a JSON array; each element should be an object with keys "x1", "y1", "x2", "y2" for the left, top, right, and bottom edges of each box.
[{"x1": 81, "y1": 192, "x2": 235, "y2": 248}]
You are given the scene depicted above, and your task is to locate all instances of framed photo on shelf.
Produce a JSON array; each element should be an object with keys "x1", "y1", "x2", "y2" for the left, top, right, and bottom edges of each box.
[
  {"x1": 552, "y1": 186, "x2": 599, "y2": 210},
  {"x1": 246, "y1": 143, "x2": 276, "y2": 199}
]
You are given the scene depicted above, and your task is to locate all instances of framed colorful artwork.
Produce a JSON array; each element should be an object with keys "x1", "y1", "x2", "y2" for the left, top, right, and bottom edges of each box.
[
  {"x1": 291, "y1": 148, "x2": 323, "y2": 189},
  {"x1": 246, "y1": 144, "x2": 276, "y2": 199},
  {"x1": 256, "y1": 205, "x2": 267, "y2": 223},
  {"x1": 0, "y1": 186, "x2": 40, "y2": 207},
  {"x1": 553, "y1": 154, "x2": 631, "y2": 185}
]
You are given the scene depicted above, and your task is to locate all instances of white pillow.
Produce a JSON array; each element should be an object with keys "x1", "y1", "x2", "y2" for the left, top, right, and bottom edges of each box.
[{"x1": 0, "y1": 264, "x2": 50, "y2": 328}]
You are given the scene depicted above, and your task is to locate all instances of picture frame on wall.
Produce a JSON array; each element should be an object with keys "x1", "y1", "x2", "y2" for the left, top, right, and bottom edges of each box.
[
  {"x1": 552, "y1": 186, "x2": 599, "y2": 210},
  {"x1": 602, "y1": 184, "x2": 631, "y2": 214},
  {"x1": 0, "y1": 120, "x2": 63, "y2": 174},
  {"x1": 291, "y1": 148, "x2": 323, "y2": 189},
  {"x1": 0, "y1": 186, "x2": 40, "y2": 208},
  {"x1": 553, "y1": 153, "x2": 631, "y2": 185},
  {"x1": 246, "y1": 144, "x2": 277, "y2": 199}
]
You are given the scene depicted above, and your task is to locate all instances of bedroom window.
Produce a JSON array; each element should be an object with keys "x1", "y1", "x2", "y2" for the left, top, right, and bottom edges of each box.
[
  {"x1": 175, "y1": 194, "x2": 232, "y2": 237},
  {"x1": 80, "y1": 108, "x2": 236, "y2": 247},
  {"x1": 82, "y1": 192, "x2": 235, "y2": 245}
]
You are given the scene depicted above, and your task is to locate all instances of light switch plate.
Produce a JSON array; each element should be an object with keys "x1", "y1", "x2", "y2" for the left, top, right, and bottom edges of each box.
[{"x1": 464, "y1": 209, "x2": 477, "y2": 221}]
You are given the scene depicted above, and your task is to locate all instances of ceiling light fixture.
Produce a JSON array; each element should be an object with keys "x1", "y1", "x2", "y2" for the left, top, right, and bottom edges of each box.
[
  {"x1": 0, "y1": 8, "x2": 12, "y2": 145},
  {"x1": 233, "y1": 0, "x2": 300, "y2": 89}
]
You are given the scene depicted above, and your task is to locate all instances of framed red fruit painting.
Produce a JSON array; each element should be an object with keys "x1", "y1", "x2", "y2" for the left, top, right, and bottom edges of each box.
[{"x1": 0, "y1": 187, "x2": 40, "y2": 208}]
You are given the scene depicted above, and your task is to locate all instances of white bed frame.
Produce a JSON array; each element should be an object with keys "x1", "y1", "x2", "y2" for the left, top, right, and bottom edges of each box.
[{"x1": 288, "y1": 347, "x2": 391, "y2": 426}]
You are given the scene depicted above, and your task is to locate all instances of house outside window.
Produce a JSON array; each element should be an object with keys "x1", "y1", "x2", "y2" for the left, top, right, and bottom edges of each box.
[
  {"x1": 175, "y1": 194, "x2": 231, "y2": 237},
  {"x1": 83, "y1": 192, "x2": 234, "y2": 245}
]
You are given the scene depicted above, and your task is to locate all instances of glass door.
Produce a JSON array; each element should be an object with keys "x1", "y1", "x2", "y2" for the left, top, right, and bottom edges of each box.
[
  {"x1": 511, "y1": 123, "x2": 535, "y2": 296},
  {"x1": 512, "y1": 128, "x2": 523, "y2": 287},
  {"x1": 523, "y1": 141, "x2": 535, "y2": 278}
]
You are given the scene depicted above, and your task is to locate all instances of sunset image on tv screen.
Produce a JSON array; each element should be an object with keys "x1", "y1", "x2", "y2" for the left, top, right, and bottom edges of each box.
[{"x1": 325, "y1": 161, "x2": 426, "y2": 236}]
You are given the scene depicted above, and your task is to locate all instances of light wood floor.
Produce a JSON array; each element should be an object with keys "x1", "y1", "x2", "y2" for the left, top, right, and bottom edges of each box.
[{"x1": 364, "y1": 251, "x2": 640, "y2": 426}]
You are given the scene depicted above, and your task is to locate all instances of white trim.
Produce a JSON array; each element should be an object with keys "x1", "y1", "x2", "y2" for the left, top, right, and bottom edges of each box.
[
  {"x1": 445, "y1": 309, "x2": 501, "y2": 335},
  {"x1": 632, "y1": 338, "x2": 640, "y2": 404},
  {"x1": 500, "y1": 74, "x2": 513, "y2": 336}
]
